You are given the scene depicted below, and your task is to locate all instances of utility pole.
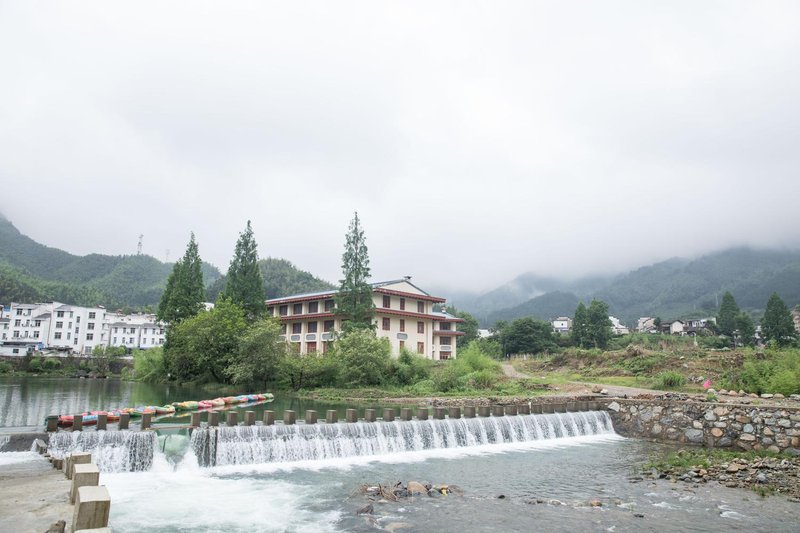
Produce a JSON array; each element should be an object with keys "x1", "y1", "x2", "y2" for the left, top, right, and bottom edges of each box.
[{"x1": 137, "y1": 234, "x2": 144, "y2": 255}]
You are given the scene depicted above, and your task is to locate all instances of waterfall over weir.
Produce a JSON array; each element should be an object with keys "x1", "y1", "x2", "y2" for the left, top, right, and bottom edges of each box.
[
  {"x1": 191, "y1": 411, "x2": 614, "y2": 467},
  {"x1": 48, "y1": 430, "x2": 157, "y2": 472}
]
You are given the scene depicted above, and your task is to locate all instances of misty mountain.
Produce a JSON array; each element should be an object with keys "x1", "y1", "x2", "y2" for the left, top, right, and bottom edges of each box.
[{"x1": 458, "y1": 248, "x2": 800, "y2": 326}]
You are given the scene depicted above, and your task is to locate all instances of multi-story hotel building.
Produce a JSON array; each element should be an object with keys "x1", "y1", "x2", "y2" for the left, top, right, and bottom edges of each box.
[{"x1": 266, "y1": 278, "x2": 464, "y2": 359}]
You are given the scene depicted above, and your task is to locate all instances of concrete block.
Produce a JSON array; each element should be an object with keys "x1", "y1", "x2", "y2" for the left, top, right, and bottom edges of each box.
[
  {"x1": 118, "y1": 413, "x2": 130, "y2": 430},
  {"x1": 283, "y1": 410, "x2": 296, "y2": 425},
  {"x1": 541, "y1": 404, "x2": 554, "y2": 414},
  {"x1": 208, "y1": 411, "x2": 219, "y2": 427},
  {"x1": 554, "y1": 403, "x2": 566, "y2": 413},
  {"x1": 400, "y1": 408, "x2": 412, "y2": 421},
  {"x1": 326, "y1": 410, "x2": 338, "y2": 424},
  {"x1": 75, "y1": 528, "x2": 112, "y2": 533},
  {"x1": 383, "y1": 408, "x2": 395, "y2": 422},
  {"x1": 478, "y1": 406, "x2": 491, "y2": 417},
  {"x1": 417, "y1": 408, "x2": 429, "y2": 421},
  {"x1": 245, "y1": 411, "x2": 255, "y2": 426},
  {"x1": 46, "y1": 415, "x2": 59, "y2": 432},
  {"x1": 464, "y1": 406, "x2": 476, "y2": 418},
  {"x1": 70, "y1": 463, "x2": 100, "y2": 504},
  {"x1": 96, "y1": 414, "x2": 107, "y2": 431},
  {"x1": 566, "y1": 402, "x2": 577, "y2": 412},
  {"x1": 226, "y1": 411, "x2": 238, "y2": 427},
  {"x1": 73, "y1": 415, "x2": 83, "y2": 432},
  {"x1": 531, "y1": 404, "x2": 543, "y2": 414},
  {"x1": 448, "y1": 407, "x2": 461, "y2": 419},
  {"x1": 190, "y1": 412, "x2": 201, "y2": 427},
  {"x1": 346, "y1": 409, "x2": 358, "y2": 423},
  {"x1": 364, "y1": 409, "x2": 376, "y2": 422},
  {"x1": 35, "y1": 438, "x2": 47, "y2": 454},
  {"x1": 72, "y1": 485, "x2": 110, "y2": 532},
  {"x1": 505, "y1": 405, "x2": 517, "y2": 416},
  {"x1": 66, "y1": 452, "x2": 92, "y2": 480},
  {"x1": 140, "y1": 413, "x2": 152, "y2": 430},
  {"x1": 518, "y1": 404, "x2": 530, "y2": 415},
  {"x1": 263, "y1": 410, "x2": 275, "y2": 426},
  {"x1": 433, "y1": 407, "x2": 445, "y2": 420},
  {"x1": 492, "y1": 405, "x2": 505, "y2": 417},
  {"x1": 305, "y1": 410, "x2": 318, "y2": 424}
]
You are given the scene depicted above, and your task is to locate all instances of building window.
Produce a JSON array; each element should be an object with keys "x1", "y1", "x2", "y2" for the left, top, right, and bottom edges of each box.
[
  {"x1": 293, "y1": 303, "x2": 303, "y2": 315},
  {"x1": 114, "y1": 327, "x2": 118, "y2": 333},
  {"x1": 57, "y1": 311, "x2": 64, "y2": 318},
  {"x1": 399, "y1": 319, "x2": 405, "y2": 332},
  {"x1": 76, "y1": 316, "x2": 81, "y2": 323},
  {"x1": 400, "y1": 298, "x2": 405, "y2": 311},
  {"x1": 399, "y1": 340, "x2": 405, "y2": 350},
  {"x1": 382, "y1": 317, "x2": 391, "y2": 330},
  {"x1": 75, "y1": 327, "x2": 79, "y2": 334},
  {"x1": 87, "y1": 322, "x2": 94, "y2": 330},
  {"x1": 280, "y1": 324, "x2": 287, "y2": 334},
  {"x1": 130, "y1": 328, "x2": 136, "y2": 334},
  {"x1": 441, "y1": 352, "x2": 451, "y2": 360},
  {"x1": 440, "y1": 322, "x2": 451, "y2": 331},
  {"x1": 89, "y1": 312, "x2": 96, "y2": 319},
  {"x1": 323, "y1": 320, "x2": 335, "y2": 332},
  {"x1": 33, "y1": 331, "x2": 39, "y2": 338},
  {"x1": 417, "y1": 342, "x2": 424, "y2": 354},
  {"x1": 87, "y1": 333, "x2": 94, "y2": 341},
  {"x1": 308, "y1": 301, "x2": 319, "y2": 314},
  {"x1": 54, "y1": 332, "x2": 62, "y2": 340},
  {"x1": 308, "y1": 321, "x2": 318, "y2": 333},
  {"x1": 56, "y1": 321, "x2": 63, "y2": 329},
  {"x1": 440, "y1": 336, "x2": 452, "y2": 346},
  {"x1": 14, "y1": 319, "x2": 20, "y2": 327},
  {"x1": 417, "y1": 301, "x2": 425, "y2": 313},
  {"x1": 129, "y1": 337, "x2": 134, "y2": 344},
  {"x1": 382, "y1": 295, "x2": 391, "y2": 308},
  {"x1": 16, "y1": 309, "x2": 22, "y2": 315},
  {"x1": 67, "y1": 332, "x2": 71, "y2": 340},
  {"x1": 324, "y1": 299, "x2": 335, "y2": 312},
  {"x1": 417, "y1": 321, "x2": 424, "y2": 334},
  {"x1": 12, "y1": 348, "x2": 18, "y2": 354},
  {"x1": 292, "y1": 323, "x2": 302, "y2": 334},
  {"x1": 307, "y1": 342, "x2": 317, "y2": 353},
  {"x1": 34, "y1": 320, "x2": 41, "y2": 327},
  {"x1": 113, "y1": 337, "x2": 117, "y2": 343},
  {"x1": 13, "y1": 330, "x2": 20, "y2": 338},
  {"x1": 279, "y1": 305, "x2": 288, "y2": 316}
]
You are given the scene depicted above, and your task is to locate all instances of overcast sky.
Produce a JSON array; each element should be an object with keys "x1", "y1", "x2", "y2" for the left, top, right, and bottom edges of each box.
[{"x1": 1, "y1": 1, "x2": 799, "y2": 293}]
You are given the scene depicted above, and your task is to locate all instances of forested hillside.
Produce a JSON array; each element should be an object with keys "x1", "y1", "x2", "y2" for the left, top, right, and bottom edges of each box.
[{"x1": 206, "y1": 257, "x2": 335, "y2": 301}]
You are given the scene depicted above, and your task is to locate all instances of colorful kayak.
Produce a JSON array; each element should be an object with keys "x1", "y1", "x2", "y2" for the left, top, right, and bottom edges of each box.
[
  {"x1": 198, "y1": 400, "x2": 214, "y2": 409},
  {"x1": 210, "y1": 398, "x2": 225, "y2": 407},
  {"x1": 155, "y1": 405, "x2": 176, "y2": 415},
  {"x1": 173, "y1": 401, "x2": 199, "y2": 411}
]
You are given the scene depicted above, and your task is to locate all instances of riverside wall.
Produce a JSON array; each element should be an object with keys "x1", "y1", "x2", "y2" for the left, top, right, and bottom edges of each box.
[{"x1": 603, "y1": 398, "x2": 800, "y2": 455}]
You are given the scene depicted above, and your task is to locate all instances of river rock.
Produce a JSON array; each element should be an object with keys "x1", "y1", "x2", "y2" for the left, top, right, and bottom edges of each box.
[
  {"x1": 407, "y1": 481, "x2": 427, "y2": 495},
  {"x1": 685, "y1": 429, "x2": 704, "y2": 443},
  {"x1": 608, "y1": 402, "x2": 620, "y2": 412},
  {"x1": 356, "y1": 504, "x2": 374, "y2": 515},
  {"x1": 589, "y1": 499, "x2": 602, "y2": 507},
  {"x1": 761, "y1": 394, "x2": 774, "y2": 399}
]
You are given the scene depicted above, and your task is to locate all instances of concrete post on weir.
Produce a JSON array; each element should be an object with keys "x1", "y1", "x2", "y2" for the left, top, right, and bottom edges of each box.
[
  {"x1": 263, "y1": 410, "x2": 275, "y2": 426},
  {"x1": 588, "y1": 401, "x2": 599, "y2": 411},
  {"x1": 492, "y1": 405, "x2": 505, "y2": 417},
  {"x1": 245, "y1": 411, "x2": 255, "y2": 426},
  {"x1": 505, "y1": 405, "x2": 518, "y2": 416},
  {"x1": 70, "y1": 463, "x2": 100, "y2": 504},
  {"x1": 400, "y1": 408, "x2": 412, "y2": 421},
  {"x1": 383, "y1": 408, "x2": 395, "y2": 422},
  {"x1": 46, "y1": 415, "x2": 59, "y2": 432},
  {"x1": 118, "y1": 413, "x2": 130, "y2": 430},
  {"x1": 434, "y1": 407, "x2": 446, "y2": 420},
  {"x1": 417, "y1": 407, "x2": 429, "y2": 420},
  {"x1": 72, "y1": 485, "x2": 110, "y2": 532},
  {"x1": 518, "y1": 404, "x2": 531, "y2": 415},
  {"x1": 190, "y1": 412, "x2": 202, "y2": 427},
  {"x1": 566, "y1": 402, "x2": 577, "y2": 412},
  {"x1": 579, "y1": 401, "x2": 589, "y2": 412},
  {"x1": 478, "y1": 406, "x2": 490, "y2": 417},
  {"x1": 541, "y1": 404, "x2": 554, "y2": 413},
  {"x1": 227, "y1": 412, "x2": 238, "y2": 427},
  {"x1": 346, "y1": 409, "x2": 358, "y2": 423},
  {"x1": 141, "y1": 413, "x2": 152, "y2": 430},
  {"x1": 284, "y1": 410, "x2": 297, "y2": 425},
  {"x1": 448, "y1": 407, "x2": 461, "y2": 419},
  {"x1": 326, "y1": 410, "x2": 338, "y2": 424},
  {"x1": 554, "y1": 403, "x2": 567, "y2": 413},
  {"x1": 364, "y1": 409, "x2": 376, "y2": 422},
  {"x1": 96, "y1": 413, "x2": 107, "y2": 431},
  {"x1": 532, "y1": 404, "x2": 543, "y2": 414},
  {"x1": 73, "y1": 414, "x2": 83, "y2": 432},
  {"x1": 464, "y1": 406, "x2": 476, "y2": 418},
  {"x1": 208, "y1": 411, "x2": 220, "y2": 427},
  {"x1": 65, "y1": 452, "x2": 92, "y2": 480},
  {"x1": 305, "y1": 410, "x2": 318, "y2": 424}
]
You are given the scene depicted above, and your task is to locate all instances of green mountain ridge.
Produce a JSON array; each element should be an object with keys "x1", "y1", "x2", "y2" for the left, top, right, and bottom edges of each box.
[{"x1": 0, "y1": 218, "x2": 334, "y2": 309}]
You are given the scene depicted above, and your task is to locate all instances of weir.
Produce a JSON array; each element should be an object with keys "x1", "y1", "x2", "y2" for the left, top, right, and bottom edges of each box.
[
  {"x1": 191, "y1": 411, "x2": 614, "y2": 467},
  {"x1": 48, "y1": 430, "x2": 157, "y2": 472}
]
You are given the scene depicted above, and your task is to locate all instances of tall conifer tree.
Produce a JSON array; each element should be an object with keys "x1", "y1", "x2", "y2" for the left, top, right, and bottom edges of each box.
[
  {"x1": 571, "y1": 302, "x2": 588, "y2": 347},
  {"x1": 222, "y1": 221, "x2": 266, "y2": 320},
  {"x1": 157, "y1": 232, "x2": 205, "y2": 324},
  {"x1": 586, "y1": 299, "x2": 612, "y2": 349},
  {"x1": 717, "y1": 291, "x2": 740, "y2": 337},
  {"x1": 335, "y1": 212, "x2": 375, "y2": 331},
  {"x1": 761, "y1": 293, "x2": 796, "y2": 346}
]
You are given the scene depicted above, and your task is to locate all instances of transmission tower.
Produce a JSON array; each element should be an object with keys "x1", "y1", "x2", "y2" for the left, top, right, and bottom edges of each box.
[{"x1": 137, "y1": 234, "x2": 144, "y2": 255}]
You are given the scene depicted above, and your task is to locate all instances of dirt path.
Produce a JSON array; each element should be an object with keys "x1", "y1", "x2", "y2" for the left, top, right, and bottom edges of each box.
[{"x1": 501, "y1": 363, "x2": 531, "y2": 379}]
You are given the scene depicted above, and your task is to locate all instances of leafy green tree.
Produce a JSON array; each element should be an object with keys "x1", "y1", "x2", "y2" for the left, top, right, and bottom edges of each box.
[
  {"x1": 585, "y1": 299, "x2": 612, "y2": 349},
  {"x1": 330, "y1": 328, "x2": 391, "y2": 386},
  {"x1": 735, "y1": 312, "x2": 756, "y2": 347},
  {"x1": 165, "y1": 298, "x2": 248, "y2": 382},
  {"x1": 444, "y1": 306, "x2": 479, "y2": 348},
  {"x1": 654, "y1": 317, "x2": 662, "y2": 330},
  {"x1": 761, "y1": 293, "x2": 796, "y2": 346},
  {"x1": 502, "y1": 317, "x2": 556, "y2": 354},
  {"x1": 228, "y1": 318, "x2": 287, "y2": 387},
  {"x1": 334, "y1": 212, "x2": 375, "y2": 331},
  {"x1": 571, "y1": 302, "x2": 588, "y2": 347},
  {"x1": 222, "y1": 221, "x2": 266, "y2": 320},
  {"x1": 157, "y1": 232, "x2": 205, "y2": 324},
  {"x1": 278, "y1": 352, "x2": 340, "y2": 391},
  {"x1": 716, "y1": 291, "x2": 740, "y2": 337}
]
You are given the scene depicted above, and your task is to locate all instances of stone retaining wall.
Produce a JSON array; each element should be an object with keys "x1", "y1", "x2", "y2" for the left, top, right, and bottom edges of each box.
[{"x1": 604, "y1": 398, "x2": 800, "y2": 455}]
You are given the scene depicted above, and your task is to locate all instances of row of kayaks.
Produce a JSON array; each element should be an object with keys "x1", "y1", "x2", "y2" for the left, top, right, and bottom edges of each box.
[{"x1": 56, "y1": 392, "x2": 274, "y2": 427}]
